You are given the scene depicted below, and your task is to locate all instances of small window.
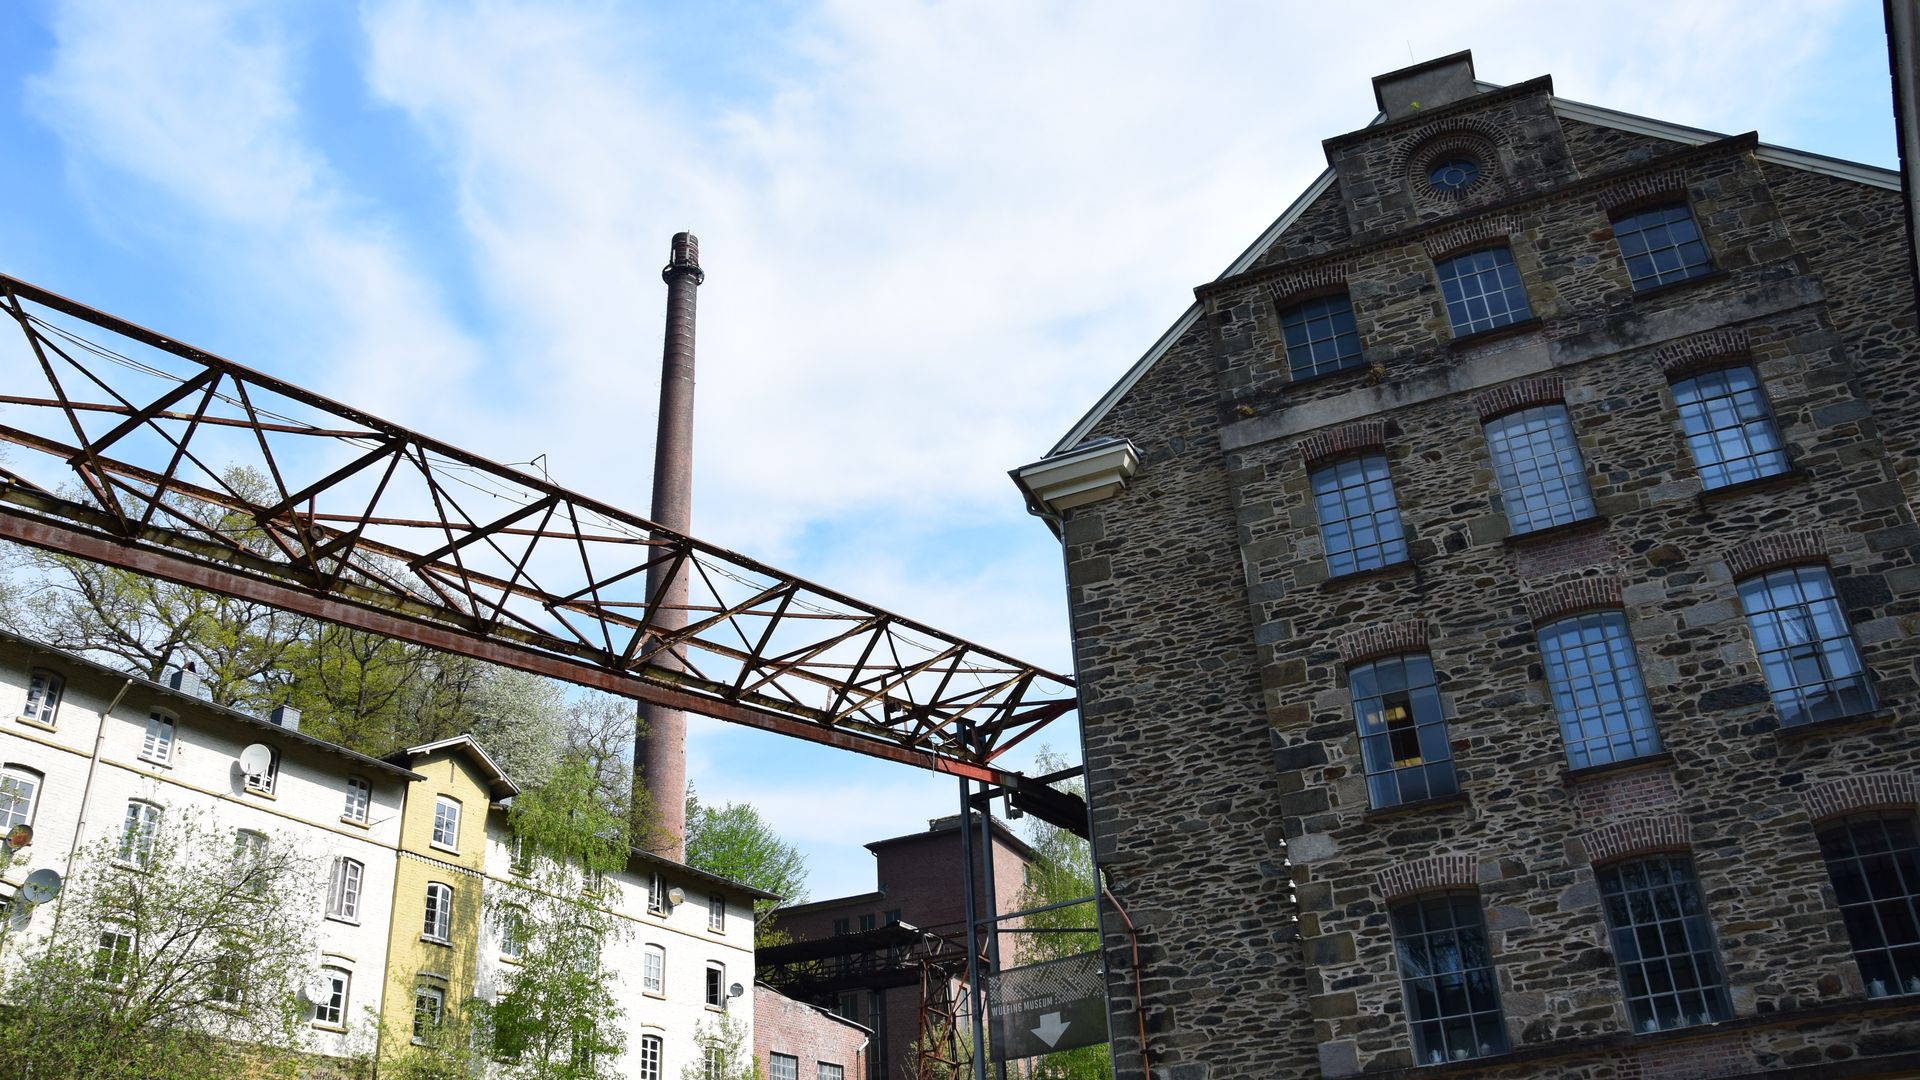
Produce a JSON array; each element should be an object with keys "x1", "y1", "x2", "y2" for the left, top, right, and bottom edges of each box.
[
  {"x1": 886, "y1": 908, "x2": 902, "y2": 924},
  {"x1": 21, "y1": 669, "x2": 63, "y2": 727},
  {"x1": 1596, "y1": 854, "x2": 1732, "y2": 1032},
  {"x1": 431, "y1": 796, "x2": 461, "y2": 850},
  {"x1": 0, "y1": 766, "x2": 42, "y2": 831},
  {"x1": 509, "y1": 831, "x2": 533, "y2": 875},
  {"x1": 818, "y1": 1064, "x2": 845, "y2": 1080},
  {"x1": 245, "y1": 746, "x2": 279, "y2": 795},
  {"x1": 1350, "y1": 653, "x2": 1457, "y2": 809},
  {"x1": 313, "y1": 967, "x2": 350, "y2": 1028},
  {"x1": 342, "y1": 776, "x2": 372, "y2": 824},
  {"x1": 708, "y1": 893, "x2": 725, "y2": 932},
  {"x1": 1671, "y1": 366, "x2": 1790, "y2": 489},
  {"x1": 1311, "y1": 453, "x2": 1409, "y2": 577},
  {"x1": 499, "y1": 905, "x2": 528, "y2": 960},
  {"x1": 1737, "y1": 565, "x2": 1875, "y2": 727},
  {"x1": 638, "y1": 1035, "x2": 663, "y2": 1080},
  {"x1": 832, "y1": 916, "x2": 851, "y2": 936},
  {"x1": 642, "y1": 943, "x2": 665, "y2": 995},
  {"x1": 859, "y1": 913, "x2": 876, "y2": 932},
  {"x1": 1435, "y1": 247, "x2": 1532, "y2": 336},
  {"x1": 769, "y1": 1053, "x2": 799, "y2": 1080},
  {"x1": 1485, "y1": 405, "x2": 1596, "y2": 534},
  {"x1": 328, "y1": 858, "x2": 364, "y2": 923},
  {"x1": 119, "y1": 800, "x2": 162, "y2": 868},
  {"x1": 1278, "y1": 294, "x2": 1364, "y2": 380},
  {"x1": 1427, "y1": 156, "x2": 1481, "y2": 193},
  {"x1": 648, "y1": 871, "x2": 667, "y2": 915},
  {"x1": 704, "y1": 1044, "x2": 724, "y2": 1080},
  {"x1": 423, "y1": 882, "x2": 454, "y2": 943},
  {"x1": 1538, "y1": 612, "x2": 1663, "y2": 769},
  {"x1": 1391, "y1": 892, "x2": 1507, "y2": 1064},
  {"x1": 232, "y1": 830, "x2": 269, "y2": 892},
  {"x1": 141, "y1": 711, "x2": 175, "y2": 764},
  {"x1": 1613, "y1": 203, "x2": 1712, "y2": 290},
  {"x1": 412, "y1": 984, "x2": 445, "y2": 1043},
  {"x1": 209, "y1": 943, "x2": 248, "y2": 1006},
  {"x1": 1817, "y1": 813, "x2": 1920, "y2": 998},
  {"x1": 705, "y1": 962, "x2": 725, "y2": 1008},
  {"x1": 94, "y1": 927, "x2": 134, "y2": 984}
]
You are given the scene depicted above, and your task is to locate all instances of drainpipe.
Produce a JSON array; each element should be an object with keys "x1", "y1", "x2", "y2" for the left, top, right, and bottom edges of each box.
[{"x1": 49, "y1": 675, "x2": 135, "y2": 940}]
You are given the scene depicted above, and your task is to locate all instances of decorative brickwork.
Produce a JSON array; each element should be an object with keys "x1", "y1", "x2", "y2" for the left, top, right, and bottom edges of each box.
[
  {"x1": 1652, "y1": 328, "x2": 1752, "y2": 377},
  {"x1": 1523, "y1": 575, "x2": 1623, "y2": 624},
  {"x1": 1474, "y1": 376, "x2": 1566, "y2": 421},
  {"x1": 1334, "y1": 621, "x2": 1428, "y2": 665},
  {"x1": 1298, "y1": 421, "x2": 1389, "y2": 467},
  {"x1": 1384, "y1": 113, "x2": 1511, "y2": 183},
  {"x1": 1801, "y1": 773, "x2": 1920, "y2": 822},
  {"x1": 1596, "y1": 168, "x2": 1690, "y2": 214},
  {"x1": 1636, "y1": 1033, "x2": 1755, "y2": 1080},
  {"x1": 1375, "y1": 855, "x2": 1480, "y2": 901},
  {"x1": 1422, "y1": 214, "x2": 1520, "y2": 260},
  {"x1": 1583, "y1": 814, "x2": 1692, "y2": 865},
  {"x1": 1264, "y1": 263, "x2": 1350, "y2": 306},
  {"x1": 1724, "y1": 528, "x2": 1829, "y2": 579},
  {"x1": 1512, "y1": 527, "x2": 1615, "y2": 580},
  {"x1": 1571, "y1": 767, "x2": 1684, "y2": 827}
]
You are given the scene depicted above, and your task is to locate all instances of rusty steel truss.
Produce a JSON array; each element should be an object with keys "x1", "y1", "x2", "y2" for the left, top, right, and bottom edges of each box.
[{"x1": 0, "y1": 274, "x2": 1075, "y2": 787}]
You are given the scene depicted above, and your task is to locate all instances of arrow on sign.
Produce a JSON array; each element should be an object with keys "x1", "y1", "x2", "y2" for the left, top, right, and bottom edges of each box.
[{"x1": 1032, "y1": 1013, "x2": 1071, "y2": 1048}]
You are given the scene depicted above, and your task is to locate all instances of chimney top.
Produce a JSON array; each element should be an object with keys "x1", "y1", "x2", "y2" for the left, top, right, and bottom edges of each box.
[
  {"x1": 1372, "y1": 50, "x2": 1478, "y2": 122},
  {"x1": 664, "y1": 231, "x2": 705, "y2": 285}
]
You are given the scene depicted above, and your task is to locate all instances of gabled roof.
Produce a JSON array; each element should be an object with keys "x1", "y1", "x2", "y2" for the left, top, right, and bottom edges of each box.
[
  {"x1": 0, "y1": 628, "x2": 424, "y2": 782},
  {"x1": 1043, "y1": 78, "x2": 1898, "y2": 457},
  {"x1": 386, "y1": 733, "x2": 519, "y2": 800}
]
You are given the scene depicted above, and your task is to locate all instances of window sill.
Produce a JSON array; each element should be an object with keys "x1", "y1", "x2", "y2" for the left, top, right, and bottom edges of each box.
[
  {"x1": 338, "y1": 815, "x2": 370, "y2": 829},
  {"x1": 1447, "y1": 316, "x2": 1543, "y2": 351},
  {"x1": 1364, "y1": 792, "x2": 1469, "y2": 823},
  {"x1": 1279, "y1": 359, "x2": 1374, "y2": 393},
  {"x1": 420, "y1": 935, "x2": 452, "y2": 947},
  {"x1": 647, "y1": 908, "x2": 668, "y2": 919},
  {"x1": 500, "y1": 955, "x2": 523, "y2": 966},
  {"x1": 15, "y1": 716, "x2": 56, "y2": 733},
  {"x1": 704, "y1": 1004, "x2": 726, "y2": 1013},
  {"x1": 1697, "y1": 466, "x2": 1807, "y2": 503},
  {"x1": 312, "y1": 1022, "x2": 347, "y2": 1034},
  {"x1": 1502, "y1": 514, "x2": 1608, "y2": 548},
  {"x1": 428, "y1": 841, "x2": 459, "y2": 855},
  {"x1": 1629, "y1": 268, "x2": 1729, "y2": 303},
  {"x1": 1773, "y1": 709, "x2": 1893, "y2": 744},
  {"x1": 137, "y1": 755, "x2": 173, "y2": 770},
  {"x1": 643, "y1": 989, "x2": 666, "y2": 1000},
  {"x1": 1562, "y1": 751, "x2": 1674, "y2": 787},
  {"x1": 324, "y1": 914, "x2": 361, "y2": 927},
  {"x1": 243, "y1": 787, "x2": 278, "y2": 801},
  {"x1": 1322, "y1": 559, "x2": 1417, "y2": 590}
]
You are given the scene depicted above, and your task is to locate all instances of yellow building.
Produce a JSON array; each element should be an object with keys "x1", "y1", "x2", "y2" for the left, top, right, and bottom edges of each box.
[{"x1": 376, "y1": 735, "x2": 518, "y2": 1057}]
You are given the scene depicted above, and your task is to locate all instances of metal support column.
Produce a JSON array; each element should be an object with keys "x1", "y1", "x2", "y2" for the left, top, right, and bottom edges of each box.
[{"x1": 959, "y1": 776, "x2": 988, "y2": 1080}]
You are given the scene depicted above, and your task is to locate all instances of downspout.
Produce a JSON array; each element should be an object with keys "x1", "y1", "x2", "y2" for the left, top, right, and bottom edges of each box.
[{"x1": 48, "y1": 676, "x2": 134, "y2": 942}]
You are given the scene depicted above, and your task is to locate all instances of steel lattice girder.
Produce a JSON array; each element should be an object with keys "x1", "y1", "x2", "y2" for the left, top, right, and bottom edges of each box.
[{"x1": 0, "y1": 274, "x2": 1076, "y2": 787}]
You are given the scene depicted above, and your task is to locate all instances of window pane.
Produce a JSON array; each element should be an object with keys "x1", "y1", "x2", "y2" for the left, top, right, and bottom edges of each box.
[
  {"x1": 1436, "y1": 247, "x2": 1532, "y2": 336},
  {"x1": 1391, "y1": 893, "x2": 1508, "y2": 1063},
  {"x1": 1819, "y1": 814, "x2": 1920, "y2": 998},
  {"x1": 1279, "y1": 294, "x2": 1365, "y2": 380},
  {"x1": 1671, "y1": 367, "x2": 1789, "y2": 488},
  {"x1": 1485, "y1": 405, "x2": 1596, "y2": 534},
  {"x1": 1312, "y1": 453, "x2": 1410, "y2": 577},
  {"x1": 1614, "y1": 204, "x2": 1713, "y2": 289},
  {"x1": 0, "y1": 768, "x2": 40, "y2": 831},
  {"x1": 1351, "y1": 654, "x2": 1456, "y2": 809},
  {"x1": 1737, "y1": 566, "x2": 1876, "y2": 727},
  {"x1": 1538, "y1": 612, "x2": 1663, "y2": 768},
  {"x1": 1595, "y1": 855, "x2": 1732, "y2": 1031}
]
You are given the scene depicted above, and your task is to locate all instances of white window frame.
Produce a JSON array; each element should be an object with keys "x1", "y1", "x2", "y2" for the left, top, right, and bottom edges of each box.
[
  {"x1": 21, "y1": 668, "x2": 64, "y2": 727},
  {"x1": 342, "y1": 776, "x2": 372, "y2": 824},
  {"x1": 0, "y1": 765, "x2": 42, "y2": 831},
  {"x1": 818, "y1": 1064, "x2": 845, "y2": 1080},
  {"x1": 328, "y1": 857, "x2": 364, "y2": 923},
  {"x1": 423, "y1": 881, "x2": 453, "y2": 943},
  {"x1": 637, "y1": 1034, "x2": 663, "y2": 1080},
  {"x1": 642, "y1": 943, "x2": 665, "y2": 996},
  {"x1": 140, "y1": 710, "x2": 176, "y2": 764},
  {"x1": 708, "y1": 892, "x2": 725, "y2": 932},
  {"x1": 94, "y1": 926, "x2": 135, "y2": 985},
  {"x1": 119, "y1": 800, "x2": 162, "y2": 868},
  {"x1": 769, "y1": 1053, "x2": 799, "y2": 1080},
  {"x1": 705, "y1": 961, "x2": 725, "y2": 1009},
  {"x1": 430, "y1": 796, "x2": 461, "y2": 851},
  {"x1": 412, "y1": 984, "x2": 445, "y2": 1043},
  {"x1": 313, "y1": 967, "x2": 350, "y2": 1029},
  {"x1": 498, "y1": 904, "x2": 527, "y2": 961},
  {"x1": 648, "y1": 870, "x2": 667, "y2": 915}
]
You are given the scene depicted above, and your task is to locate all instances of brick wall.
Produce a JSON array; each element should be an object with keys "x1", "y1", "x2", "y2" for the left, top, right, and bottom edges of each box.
[{"x1": 755, "y1": 985, "x2": 868, "y2": 1080}]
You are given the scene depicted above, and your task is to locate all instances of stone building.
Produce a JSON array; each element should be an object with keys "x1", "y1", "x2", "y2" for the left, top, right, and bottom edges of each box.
[{"x1": 1014, "y1": 52, "x2": 1920, "y2": 1079}]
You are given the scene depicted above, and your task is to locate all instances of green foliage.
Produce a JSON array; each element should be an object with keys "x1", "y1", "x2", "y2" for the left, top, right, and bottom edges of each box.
[
  {"x1": 683, "y1": 788, "x2": 808, "y2": 946},
  {"x1": 1014, "y1": 749, "x2": 1111, "y2": 1080},
  {"x1": 0, "y1": 810, "x2": 322, "y2": 1080},
  {"x1": 680, "y1": 1013, "x2": 761, "y2": 1080}
]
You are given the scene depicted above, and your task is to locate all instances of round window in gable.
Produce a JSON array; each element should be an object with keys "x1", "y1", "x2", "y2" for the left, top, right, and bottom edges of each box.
[{"x1": 1427, "y1": 157, "x2": 1481, "y2": 193}]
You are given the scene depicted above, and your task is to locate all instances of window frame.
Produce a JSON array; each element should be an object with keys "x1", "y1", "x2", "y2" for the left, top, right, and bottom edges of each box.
[
  {"x1": 647, "y1": 871, "x2": 667, "y2": 915},
  {"x1": 498, "y1": 904, "x2": 528, "y2": 961},
  {"x1": 1389, "y1": 891, "x2": 1508, "y2": 1065},
  {"x1": 313, "y1": 966, "x2": 350, "y2": 1029},
  {"x1": 430, "y1": 795, "x2": 461, "y2": 851},
  {"x1": 637, "y1": 1034, "x2": 663, "y2": 1080},
  {"x1": 1484, "y1": 404, "x2": 1597, "y2": 535},
  {"x1": 94, "y1": 926, "x2": 135, "y2": 985},
  {"x1": 1670, "y1": 365, "x2": 1791, "y2": 490},
  {"x1": 1736, "y1": 564, "x2": 1876, "y2": 727},
  {"x1": 705, "y1": 961, "x2": 726, "y2": 1009},
  {"x1": 1277, "y1": 292, "x2": 1365, "y2": 381},
  {"x1": 1816, "y1": 811, "x2": 1920, "y2": 998},
  {"x1": 0, "y1": 765, "x2": 43, "y2": 832},
  {"x1": 21, "y1": 668, "x2": 64, "y2": 728},
  {"x1": 1311, "y1": 452, "x2": 1410, "y2": 577},
  {"x1": 328, "y1": 856, "x2": 365, "y2": 924},
  {"x1": 642, "y1": 943, "x2": 665, "y2": 996},
  {"x1": 1349, "y1": 652, "x2": 1458, "y2": 809},
  {"x1": 244, "y1": 746, "x2": 280, "y2": 795},
  {"x1": 412, "y1": 984, "x2": 445, "y2": 1044},
  {"x1": 423, "y1": 881, "x2": 454, "y2": 944},
  {"x1": 342, "y1": 775, "x2": 372, "y2": 825},
  {"x1": 1537, "y1": 611, "x2": 1664, "y2": 770},
  {"x1": 708, "y1": 892, "x2": 725, "y2": 932},
  {"x1": 1612, "y1": 202, "x2": 1713, "y2": 291},
  {"x1": 818, "y1": 1064, "x2": 845, "y2": 1080},
  {"x1": 1595, "y1": 853, "x2": 1733, "y2": 1033},
  {"x1": 769, "y1": 1053, "x2": 800, "y2": 1080},
  {"x1": 1435, "y1": 246, "x2": 1533, "y2": 337},
  {"x1": 118, "y1": 800, "x2": 162, "y2": 869},
  {"x1": 140, "y1": 710, "x2": 176, "y2": 765}
]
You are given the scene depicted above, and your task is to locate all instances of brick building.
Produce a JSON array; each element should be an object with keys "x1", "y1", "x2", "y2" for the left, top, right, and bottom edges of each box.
[
  {"x1": 754, "y1": 983, "x2": 872, "y2": 1080},
  {"x1": 762, "y1": 814, "x2": 1034, "y2": 1079},
  {"x1": 1014, "y1": 52, "x2": 1920, "y2": 1079}
]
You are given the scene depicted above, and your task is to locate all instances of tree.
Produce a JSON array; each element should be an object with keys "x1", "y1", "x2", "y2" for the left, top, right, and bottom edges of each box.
[
  {"x1": 1013, "y1": 750, "x2": 1111, "y2": 1080},
  {"x1": 476, "y1": 760, "x2": 632, "y2": 1080},
  {"x1": 681, "y1": 1013, "x2": 760, "y2": 1080},
  {"x1": 683, "y1": 789, "x2": 808, "y2": 947},
  {"x1": 0, "y1": 809, "x2": 323, "y2": 1080}
]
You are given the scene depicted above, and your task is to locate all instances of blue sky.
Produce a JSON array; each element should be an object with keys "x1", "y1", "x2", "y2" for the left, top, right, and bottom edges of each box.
[{"x1": 0, "y1": 0, "x2": 1897, "y2": 900}]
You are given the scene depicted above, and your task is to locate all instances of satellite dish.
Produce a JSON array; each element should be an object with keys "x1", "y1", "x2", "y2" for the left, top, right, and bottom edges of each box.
[
  {"x1": 729, "y1": 982, "x2": 745, "y2": 999},
  {"x1": 20, "y1": 868, "x2": 62, "y2": 905},
  {"x1": 5, "y1": 824, "x2": 30, "y2": 850},
  {"x1": 300, "y1": 969, "x2": 334, "y2": 1003},
  {"x1": 239, "y1": 744, "x2": 273, "y2": 778},
  {"x1": 666, "y1": 886, "x2": 686, "y2": 906}
]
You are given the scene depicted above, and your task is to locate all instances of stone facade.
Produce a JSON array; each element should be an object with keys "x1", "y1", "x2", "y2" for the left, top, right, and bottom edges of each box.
[{"x1": 1020, "y1": 53, "x2": 1920, "y2": 1079}]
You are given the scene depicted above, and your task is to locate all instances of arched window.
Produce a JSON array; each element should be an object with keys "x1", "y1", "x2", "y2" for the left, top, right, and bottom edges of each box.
[
  {"x1": 1435, "y1": 247, "x2": 1531, "y2": 336},
  {"x1": 342, "y1": 776, "x2": 372, "y2": 824},
  {"x1": 1595, "y1": 854, "x2": 1731, "y2": 1031},
  {"x1": 431, "y1": 795, "x2": 461, "y2": 850},
  {"x1": 1388, "y1": 891, "x2": 1507, "y2": 1064},
  {"x1": 21, "y1": 669, "x2": 64, "y2": 727},
  {"x1": 637, "y1": 1035, "x2": 663, "y2": 1080},
  {"x1": 423, "y1": 882, "x2": 453, "y2": 942},
  {"x1": 642, "y1": 943, "x2": 665, "y2": 995},
  {"x1": 1484, "y1": 405, "x2": 1595, "y2": 534},
  {"x1": 1311, "y1": 453, "x2": 1408, "y2": 577},
  {"x1": 1816, "y1": 812, "x2": 1920, "y2": 998},
  {"x1": 1277, "y1": 294, "x2": 1363, "y2": 380},
  {"x1": 1350, "y1": 652, "x2": 1456, "y2": 808},
  {"x1": 1737, "y1": 565, "x2": 1875, "y2": 727},
  {"x1": 0, "y1": 765, "x2": 43, "y2": 831},
  {"x1": 1670, "y1": 365, "x2": 1788, "y2": 489},
  {"x1": 1537, "y1": 611, "x2": 1662, "y2": 769},
  {"x1": 1612, "y1": 202, "x2": 1712, "y2": 290},
  {"x1": 328, "y1": 858, "x2": 364, "y2": 922},
  {"x1": 141, "y1": 711, "x2": 176, "y2": 764},
  {"x1": 313, "y1": 967, "x2": 350, "y2": 1029},
  {"x1": 119, "y1": 800, "x2": 162, "y2": 868}
]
